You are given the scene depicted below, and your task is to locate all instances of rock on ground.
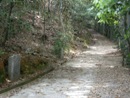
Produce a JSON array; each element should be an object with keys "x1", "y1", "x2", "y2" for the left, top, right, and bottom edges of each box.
[{"x1": 1, "y1": 33, "x2": 130, "y2": 98}]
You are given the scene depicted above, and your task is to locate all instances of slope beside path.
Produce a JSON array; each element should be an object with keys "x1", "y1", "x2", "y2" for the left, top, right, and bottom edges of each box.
[{"x1": 1, "y1": 33, "x2": 130, "y2": 98}]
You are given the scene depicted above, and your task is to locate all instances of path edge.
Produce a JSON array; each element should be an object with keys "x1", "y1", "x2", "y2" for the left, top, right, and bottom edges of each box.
[{"x1": 0, "y1": 66, "x2": 54, "y2": 94}]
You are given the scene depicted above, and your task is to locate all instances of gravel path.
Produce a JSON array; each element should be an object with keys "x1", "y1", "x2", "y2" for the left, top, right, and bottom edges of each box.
[{"x1": 1, "y1": 33, "x2": 130, "y2": 98}]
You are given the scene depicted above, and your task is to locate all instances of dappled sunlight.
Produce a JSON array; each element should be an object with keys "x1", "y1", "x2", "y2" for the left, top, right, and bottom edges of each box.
[
  {"x1": 83, "y1": 45, "x2": 118, "y2": 55},
  {"x1": 25, "y1": 79, "x2": 95, "y2": 98},
  {"x1": 63, "y1": 82, "x2": 119, "y2": 98},
  {"x1": 69, "y1": 49, "x2": 82, "y2": 56},
  {"x1": 66, "y1": 49, "x2": 119, "y2": 69},
  {"x1": 63, "y1": 81, "x2": 94, "y2": 98},
  {"x1": 100, "y1": 82, "x2": 119, "y2": 88},
  {"x1": 93, "y1": 38, "x2": 98, "y2": 41},
  {"x1": 67, "y1": 63, "x2": 98, "y2": 68},
  {"x1": 66, "y1": 62, "x2": 118, "y2": 69}
]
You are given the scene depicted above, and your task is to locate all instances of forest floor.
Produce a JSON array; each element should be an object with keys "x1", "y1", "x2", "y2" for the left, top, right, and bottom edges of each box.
[{"x1": 1, "y1": 31, "x2": 130, "y2": 98}]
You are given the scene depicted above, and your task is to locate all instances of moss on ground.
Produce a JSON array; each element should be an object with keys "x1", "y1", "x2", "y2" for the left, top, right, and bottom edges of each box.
[{"x1": 21, "y1": 55, "x2": 48, "y2": 75}]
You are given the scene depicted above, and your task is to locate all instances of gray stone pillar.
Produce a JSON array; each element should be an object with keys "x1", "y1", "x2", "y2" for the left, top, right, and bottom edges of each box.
[{"x1": 8, "y1": 54, "x2": 21, "y2": 81}]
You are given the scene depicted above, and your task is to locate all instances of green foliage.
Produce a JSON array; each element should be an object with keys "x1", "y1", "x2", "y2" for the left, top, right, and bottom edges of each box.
[
  {"x1": 93, "y1": 0, "x2": 130, "y2": 24},
  {"x1": 0, "y1": 50, "x2": 5, "y2": 56},
  {"x1": 0, "y1": 0, "x2": 42, "y2": 45},
  {"x1": 53, "y1": 32, "x2": 71, "y2": 58},
  {"x1": 70, "y1": 0, "x2": 95, "y2": 28},
  {"x1": 51, "y1": 0, "x2": 93, "y2": 58}
]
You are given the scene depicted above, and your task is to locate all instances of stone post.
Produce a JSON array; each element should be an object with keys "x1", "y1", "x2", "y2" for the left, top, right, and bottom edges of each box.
[{"x1": 8, "y1": 54, "x2": 21, "y2": 81}]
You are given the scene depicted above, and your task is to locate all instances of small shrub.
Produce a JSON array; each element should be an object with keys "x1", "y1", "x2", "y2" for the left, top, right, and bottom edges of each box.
[
  {"x1": 53, "y1": 32, "x2": 71, "y2": 58},
  {"x1": 0, "y1": 49, "x2": 5, "y2": 56}
]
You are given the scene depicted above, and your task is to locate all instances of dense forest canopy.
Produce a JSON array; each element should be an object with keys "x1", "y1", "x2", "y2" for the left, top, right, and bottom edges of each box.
[{"x1": 93, "y1": 0, "x2": 130, "y2": 24}]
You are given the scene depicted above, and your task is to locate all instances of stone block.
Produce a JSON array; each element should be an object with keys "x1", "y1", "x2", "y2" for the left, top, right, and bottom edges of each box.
[{"x1": 8, "y1": 54, "x2": 21, "y2": 81}]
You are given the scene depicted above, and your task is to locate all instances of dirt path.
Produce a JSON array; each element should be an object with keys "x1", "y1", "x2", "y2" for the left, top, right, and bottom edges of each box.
[{"x1": 1, "y1": 33, "x2": 130, "y2": 98}]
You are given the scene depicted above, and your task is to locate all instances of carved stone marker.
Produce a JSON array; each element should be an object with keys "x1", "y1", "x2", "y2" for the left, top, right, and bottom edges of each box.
[{"x1": 8, "y1": 54, "x2": 21, "y2": 81}]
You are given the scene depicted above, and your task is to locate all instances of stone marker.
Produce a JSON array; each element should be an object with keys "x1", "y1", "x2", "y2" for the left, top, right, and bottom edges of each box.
[{"x1": 8, "y1": 54, "x2": 21, "y2": 81}]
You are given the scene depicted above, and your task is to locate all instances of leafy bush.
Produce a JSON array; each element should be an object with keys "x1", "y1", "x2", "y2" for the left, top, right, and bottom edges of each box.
[
  {"x1": 53, "y1": 32, "x2": 71, "y2": 58},
  {"x1": 0, "y1": 50, "x2": 5, "y2": 56}
]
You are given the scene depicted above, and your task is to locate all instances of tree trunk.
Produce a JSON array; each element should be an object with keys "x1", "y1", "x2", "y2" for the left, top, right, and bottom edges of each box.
[{"x1": 2, "y1": 2, "x2": 14, "y2": 46}]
